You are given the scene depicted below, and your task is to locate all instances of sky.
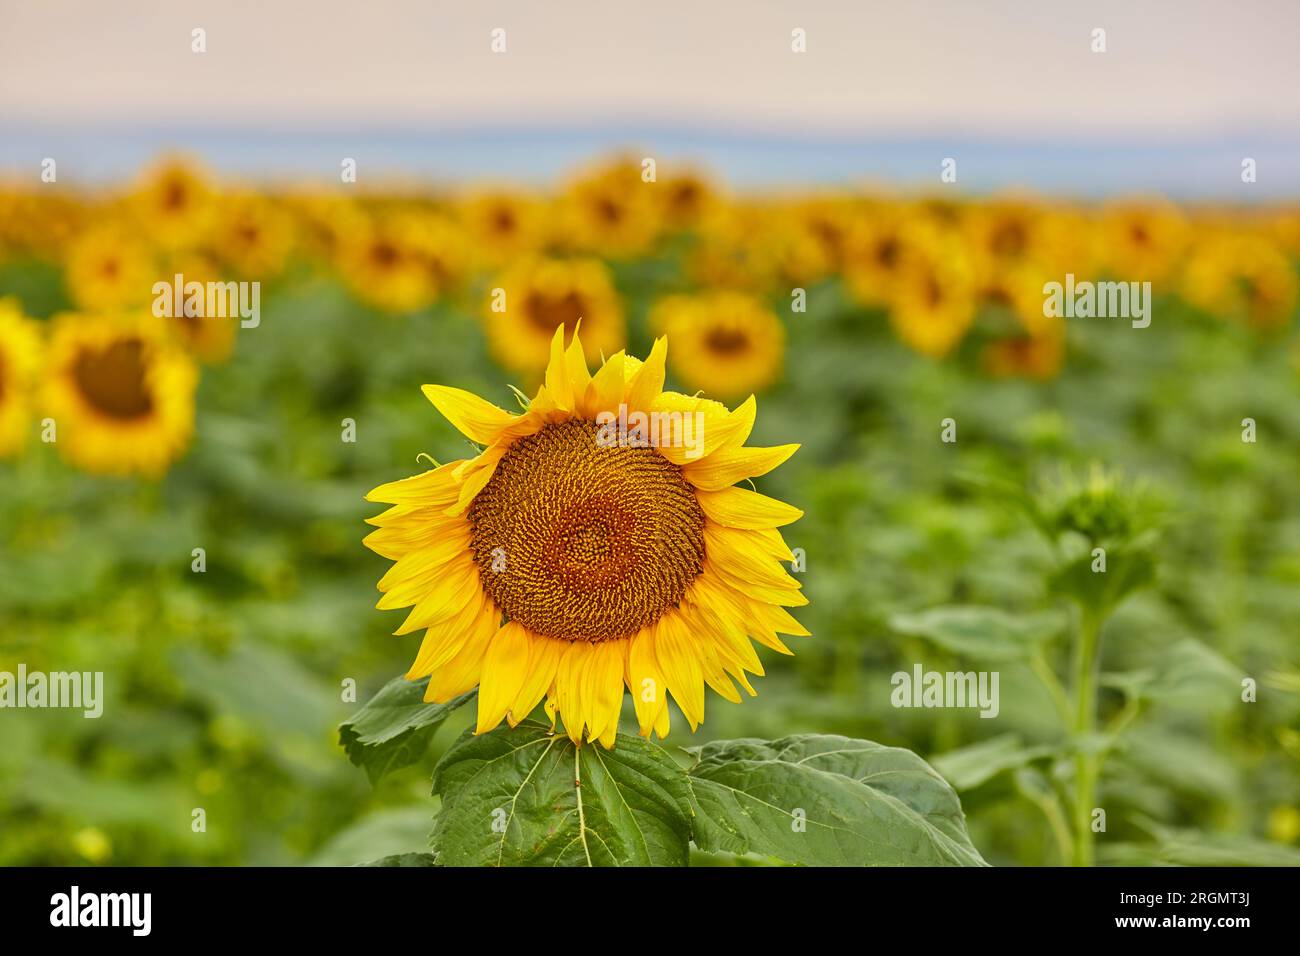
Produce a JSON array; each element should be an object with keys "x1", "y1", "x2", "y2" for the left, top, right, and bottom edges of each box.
[{"x1": 2, "y1": 0, "x2": 1298, "y2": 194}]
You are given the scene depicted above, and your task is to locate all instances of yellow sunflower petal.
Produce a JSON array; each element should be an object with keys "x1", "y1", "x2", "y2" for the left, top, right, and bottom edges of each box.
[
  {"x1": 476, "y1": 620, "x2": 534, "y2": 733},
  {"x1": 365, "y1": 462, "x2": 463, "y2": 505},
  {"x1": 695, "y1": 486, "x2": 804, "y2": 529},
  {"x1": 564, "y1": 327, "x2": 593, "y2": 398},
  {"x1": 581, "y1": 640, "x2": 626, "y2": 745},
  {"x1": 425, "y1": 624, "x2": 492, "y2": 702},
  {"x1": 627, "y1": 629, "x2": 669, "y2": 738},
  {"x1": 392, "y1": 558, "x2": 483, "y2": 634},
  {"x1": 543, "y1": 325, "x2": 576, "y2": 413},
  {"x1": 624, "y1": 335, "x2": 667, "y2": 413},
  {"x1": 446, "y1": 444, "x2": 508, "y2": 515},
  {"x1": 655, "y1": 395, "x2": 757, "y2": 466},
  {"x1": 508, "y1": 631, "x2": 562, "y2": 727},
  {"x1": 682, "y1": 443, "x2": 800, "y2": 491},
  {"x1": 405, "y1": 593, "x2": 492, "y2": 678},
  {"x1": 421, "y1": 385, "x2": 523, "y2": 445},
  {"x1": 581, "y1": 350, "x2": 626, "y2": 419},
  {"x1": 654, "y1": 613, "x2": 705, "y2": 730}
]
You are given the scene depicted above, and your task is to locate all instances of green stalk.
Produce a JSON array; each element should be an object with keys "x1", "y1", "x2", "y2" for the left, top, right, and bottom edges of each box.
[{"x1": 1070, "y1": 609, "x2": 1102, "y2": 866}]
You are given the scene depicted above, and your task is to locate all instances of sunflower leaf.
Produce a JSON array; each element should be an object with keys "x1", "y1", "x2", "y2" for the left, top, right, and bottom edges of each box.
[
  {"x1": 686, "y1": 734, "x2": 988, "y2": 866},
  {"x1": 889, "y1": 605, "x2": 1066, "y2": 661},
  {"x1": 430, "y1": 721, "x2": 693, "y2": 866},
  {"x1": 339, "y1": 678, "x2": 474, "y2": 786}
]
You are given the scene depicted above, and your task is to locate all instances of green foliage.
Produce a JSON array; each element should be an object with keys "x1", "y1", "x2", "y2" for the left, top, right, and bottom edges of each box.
[
  {"x1": 339, "y1": 678, "x2": 988, "y2": 866},
  {"x1": 687, "y1": 735, "x2": 987, "y2": 866},
  {"x1": 889, "y1": 606, "x2": 1066, "y2": 661},
  {"x1": 338, "y1": 679, "x2": 474, "y2": 785},
  {"x1": 430, "y1": 722, "x2": 694, "y2": 866}
]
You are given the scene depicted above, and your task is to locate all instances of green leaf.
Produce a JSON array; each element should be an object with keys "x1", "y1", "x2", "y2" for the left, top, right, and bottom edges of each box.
[
  {"x1": 430, "y1": 721, "x2": 693, "y2": 867},
  {"x1": 889, "y1": 605, "x2": 1066, "y2": 661},
  {"x1": 686, "y1": 734, "x2": 987, "y2": 866},
  {"x1": 307, "y1": 806, "x2": 434, "y2": 866},
  {"x1": 1102, "y1": 819, "x2": 1300, "y2": 867},
  {"x1": 339, "y1": 678, "x2": 474, "y2": 785},
  {"x1": 1049, "y1": 547, "x2": 1155, "y2": 616},
  {"x1": 931, "y1": 734, "x2": 1055, "y2": 791}
]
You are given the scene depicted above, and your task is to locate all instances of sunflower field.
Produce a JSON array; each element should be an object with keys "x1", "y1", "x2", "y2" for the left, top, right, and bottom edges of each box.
[{"x1": 2, "y1": 155, "x2": 1299, "y2": 868}]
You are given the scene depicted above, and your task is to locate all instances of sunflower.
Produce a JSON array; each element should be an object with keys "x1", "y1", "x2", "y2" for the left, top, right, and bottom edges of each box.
[
  {"x1": 656, "y1": 171, "x2": 719, "y2": 232},
  {"x1": 842, "y1": 207, "x2": 929, "y2": 306},
  {"x1": 64, "y1": 224, "x2": 157, "y2": 311},
  {"x1": 981, "y1": 328, "x2": 1065, "y2": 380},
  {"x1": 159, "y1": 253, "x2": 238, "y2": 363},
  {"x1": 757, "y1": 200, "x2": 839, "y2": 286},
  {"x1": 339, "y1": 210, "x2": 468, "y2": 313},
  {"x1": 788, "y1": 195, "x2": 856, "y2": 273},
  {"x1": 285, "y1": 192, "x2": 367, "y2": 266},
  {"x1": 1182, "y1": 233, "x2": 1297, "y2": 330},
  {"x1": 1097, "y1": 200, "x2": 1189, "y2": 286},
  {"x1": 964, "y1": 199, "x2": 1044, "y2": 269},
  {"x1": 0, "y1": 299, "x2": 43, "y2": 458},
  {"x1": 457, "y1": 190, "x2": 546, "y2": 268},
  {"x1": 558, "y1": 159, "x2": 661, "y2": 257},
  {"x1": 209, "y1": 192, "x2": 296, "y2": 278},
  {"x1": 649, "y1": 291, "x2": 785, "y2": 399},
  {"x1": 887, "y1": 234, "x2": 977, "y2": 358},
  {"x1": 364, "y1": 327, "x2": 807, "y2": 747},
  {"x1": 43, "y1": 313, "x2": 198, "y2": 476},
  {"x1": 485, "y1": 257, "x2": 624, "y2": 376},
  {"x1": 686, "y1": 203, "x2": 781, "y2": 292},
  {"x1": 127, "y1": 156, "x2": 216, "y2": 251}
]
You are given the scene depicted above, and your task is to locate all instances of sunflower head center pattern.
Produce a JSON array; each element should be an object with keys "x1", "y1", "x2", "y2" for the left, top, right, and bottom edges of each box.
[
  {"x1": 469, "y1": 419, "x2": 706, "y2": 643},
  {"x1": 72, "y1": 338, "x2": 155, "y2": 420}
]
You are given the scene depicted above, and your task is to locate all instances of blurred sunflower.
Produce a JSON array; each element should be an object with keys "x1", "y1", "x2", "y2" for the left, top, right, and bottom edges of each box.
[
  {"x1": 457, "y1": 190, "x2": 546, "y2": 268},
  {"x1": 0, "y1": 188, "x2": 88, "y2": 259},
  {"x1": 485, "y1": 257, "x2": 624, "y2": 375},
  {"x1": 160, "y1": 253, "x2": 238, "y2": 363},
  {"x1": 339, "y1": 210, "x2": 467, "y2": 313},
  {"x1": 558, "y1": 159, "x2": 661, "y2": 257},
  {"x1": 128, "y1": 156, "x2": 216, "y2": 251},
  {"x1": 43, "y1": 313, "x2": 198, "y2": 476},
  {"x1": 982, "y1": 328, "x2": 1064, "y2": 380},
  {"x1": 64, "y1": 224, "x2": 156, "y2": 311},
  {"x1": 210, "y1": 193, "x2": 296, "y2": 278},
  {"x1": 0, "y1": 299, "x2": 43, "y2": 458},
  {"x1": 888, "y1": 234, "x2": 977, "y2": 358},
  {"x1": 656, "y1": 171, "x2": 719, "y2": 232},
  {"x1": 974, "y1": 259, "x2": 1052, "y2": 330},
  {"x1": 842, "y1": 208, "x2": 928, "y2": 306},
  {"x1": 650, "y1": 291, "x2": 785, "y2": 399},
  {"x1": 1182, "y1": 233, "x2": 1298, "y2": 331},
  {"x1": 964, "y1": 199, "x2": 1044, "y2": 269},
  {"x1": 1098, "y1": 200, "x2": 1189, "y2": 285},
  {"x1": 758, "y1": 200, "x2": 840, "y2": 286},
  {"x1": 365, "y1": 327, "x2": 807, "y2": 747},
  {"x1": 285, "y1": 193, "x2": 367, "y2": 265},
  {"x1": 687, "y1": 203, "x2": 781, "y2": 291}
]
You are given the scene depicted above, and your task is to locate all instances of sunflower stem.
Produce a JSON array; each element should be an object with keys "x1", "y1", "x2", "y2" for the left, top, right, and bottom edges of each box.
[{"x1": 1069, "y1": 608, "x2": 1102, "y2": 867}]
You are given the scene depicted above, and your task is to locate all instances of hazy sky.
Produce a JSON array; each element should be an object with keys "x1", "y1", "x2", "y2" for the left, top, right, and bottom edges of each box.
[{"x1": 3, "y1": 0, "x2": 1298, "y2": 137}]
